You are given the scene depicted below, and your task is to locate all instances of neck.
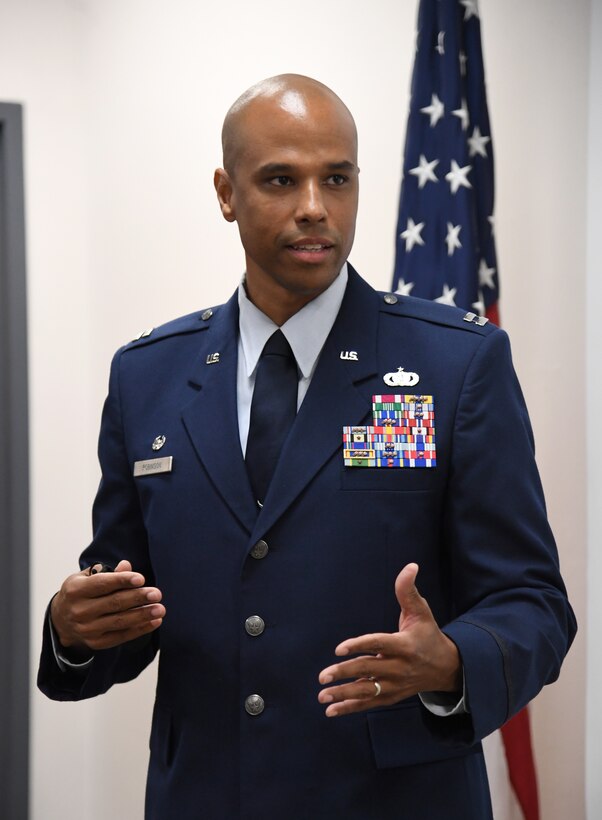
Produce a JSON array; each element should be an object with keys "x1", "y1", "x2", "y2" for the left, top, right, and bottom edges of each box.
[{"x1": 243, "y1": 279, "x2": 322, "y2": 326}]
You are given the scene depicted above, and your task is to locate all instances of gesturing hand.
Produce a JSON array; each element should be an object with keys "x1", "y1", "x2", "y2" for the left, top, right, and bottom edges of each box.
[
  {"x1": 318, "y1": 563, "x2": 461, "y2": 717},
  {"x1": 50, "y1": 560, "x2": 165, "y2": 652}
]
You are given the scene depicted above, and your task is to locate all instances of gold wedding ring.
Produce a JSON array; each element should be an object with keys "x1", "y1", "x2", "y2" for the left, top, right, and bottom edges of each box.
[{"x1": 369, "y1": 676, "x2": 382, "y2": 697}]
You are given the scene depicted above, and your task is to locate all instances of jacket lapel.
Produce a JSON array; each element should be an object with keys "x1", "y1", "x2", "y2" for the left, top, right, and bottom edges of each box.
[
  {"x1": 181, "y1": 291, "x2": 258, "y2": 535},
  {"x1": 181, "y1": 269, "x2": 384, "y2": 541},
  {"x1": 251, "y1": 268, "x2": 381, "y2": 540}
]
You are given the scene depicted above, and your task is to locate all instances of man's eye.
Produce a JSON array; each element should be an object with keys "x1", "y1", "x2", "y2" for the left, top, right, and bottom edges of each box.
[
  {"x1": 269, "y1": 176, "x2": 293, "y2": 187},
  {"x1": 328, "y1": 174, "x2": 348, "y2": 186}
]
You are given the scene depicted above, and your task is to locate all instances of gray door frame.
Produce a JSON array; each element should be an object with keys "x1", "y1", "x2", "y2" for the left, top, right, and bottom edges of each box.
[{"x1": 0, "y1": 102, "x2": 30, "y2": 820}]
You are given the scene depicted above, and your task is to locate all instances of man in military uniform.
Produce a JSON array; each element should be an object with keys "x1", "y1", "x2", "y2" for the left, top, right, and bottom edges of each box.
[{"x1": 39, "y1": 74, "x2": 576, "y2": 819}]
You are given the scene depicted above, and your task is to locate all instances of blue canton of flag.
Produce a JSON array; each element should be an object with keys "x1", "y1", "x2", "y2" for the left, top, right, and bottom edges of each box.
[{"x1": 392, "y1": 0, "x2": 499, "y2": 323}]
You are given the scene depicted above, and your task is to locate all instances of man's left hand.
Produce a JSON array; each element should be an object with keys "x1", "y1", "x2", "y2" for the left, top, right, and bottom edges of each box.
[{"x1": 317, "y1": 563, "x2": 462, "y2": 717}]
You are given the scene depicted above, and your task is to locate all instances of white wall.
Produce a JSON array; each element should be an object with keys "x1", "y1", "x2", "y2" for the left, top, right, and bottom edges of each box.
[
  {"x1": 483, "y1": 5, "x2": 589, "y2": 819},
  {"x1": 586, "y1": 0, "x2": 602, "y2": 816},
  {"x1": 0, "y1": 1, "x2": 98, "y2": 816},
  {"x1": 0, "y1": 0, "x2": 591, "y2": 817}
]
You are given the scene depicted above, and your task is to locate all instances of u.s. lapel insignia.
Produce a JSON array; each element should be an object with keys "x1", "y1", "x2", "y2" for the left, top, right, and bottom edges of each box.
[
  {"x1": 343, "y1": 394, "x2": 436, "y2": 468},
  {"x1": 206, "y1": 352, "x2": 220, "y2": 365},
  {"x1": 340, "y1": 350, "x2": 359, "y2": 361},
  {"x1": 383, "y1": 367, "x2": 419, "y2": 387}
]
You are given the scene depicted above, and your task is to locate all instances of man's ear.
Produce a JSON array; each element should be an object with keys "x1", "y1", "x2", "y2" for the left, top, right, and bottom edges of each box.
[{"x1": 214, "y1": 168, "x2": 236, "y2": 222}]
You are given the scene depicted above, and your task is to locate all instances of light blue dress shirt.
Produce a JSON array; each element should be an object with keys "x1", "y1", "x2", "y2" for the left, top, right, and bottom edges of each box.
[{"x1": 237, "y1": 264, "x2": 348, "y2": 455}]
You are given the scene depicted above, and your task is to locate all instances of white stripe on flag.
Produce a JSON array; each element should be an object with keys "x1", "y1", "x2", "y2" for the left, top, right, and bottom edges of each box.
[{"x1": 483, "y1": 730, "x2": 525, "y2": 820}]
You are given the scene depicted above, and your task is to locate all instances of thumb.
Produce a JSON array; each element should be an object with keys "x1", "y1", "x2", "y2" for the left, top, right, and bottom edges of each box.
[
  {"x1": 395, "y1": 563, "x2": 429, "y2": 629},
  {"x1": 114, "y1": 560, "x2": 133, "y2": 573}
]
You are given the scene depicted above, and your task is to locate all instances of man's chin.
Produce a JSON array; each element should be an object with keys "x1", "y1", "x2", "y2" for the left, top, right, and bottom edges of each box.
[{"x1": 276, "y1": 264, "x2": 343, "y2": 297}]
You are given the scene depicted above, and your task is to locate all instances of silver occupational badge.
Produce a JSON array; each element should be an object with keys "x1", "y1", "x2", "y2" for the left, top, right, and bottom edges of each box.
[{"x1": 151, "y1": 435, "x2": 166, "y2": 451}]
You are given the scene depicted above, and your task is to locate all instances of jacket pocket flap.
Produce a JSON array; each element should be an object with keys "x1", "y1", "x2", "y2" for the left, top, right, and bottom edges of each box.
[{"x1": 367, "y1": 701, "x2": 479, "y2": 769}]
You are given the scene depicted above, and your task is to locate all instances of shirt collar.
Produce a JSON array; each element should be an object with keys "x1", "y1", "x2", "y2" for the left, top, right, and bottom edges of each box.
[{"x1": 238, "y1": 263, "x2": 348, "y2": 380}]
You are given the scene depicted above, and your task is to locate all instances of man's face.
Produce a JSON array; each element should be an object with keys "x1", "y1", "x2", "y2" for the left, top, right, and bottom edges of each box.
[{"x1": 215, "y1": 89, "x2": 359, "y2": 320}]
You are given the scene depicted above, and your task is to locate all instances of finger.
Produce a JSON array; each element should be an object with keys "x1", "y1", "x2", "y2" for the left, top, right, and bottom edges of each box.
[
  {"x1": 324, "y1": 694, "x2": 395, "y2": 718},
  {"x1": 80, "y1": 603, "x2": 166, "y2": 644},
  {"x1": 319, "y1": 655, "x2": 401, "y2": 687},
  {"x1": 80, "y1": 586, "x2": 163, "y2": 619},
  {"x1": 98, "y1": 603, "x2": 166, "y2": 635},
  {"x1": 394, "y1": 563, "x2": 431, "y2": 627},
  {"x1": 73, "y1": 569, "x2": 146, "y2": 599},
  {"x1": 318, "y1": 677, "x2": 383, "y2": 705},
  {"x1": 85, "y1": 613, "x2": 164, "y2": 650},
  {"x1": 325, "y1": 698, "x2": 366, "y2": 717},
  {"x1": 114, "y1": 560, "x2": 133, "y2": 573},
  {"x1": 331, "y1": 633, "x2": 406, "y2": 661}
]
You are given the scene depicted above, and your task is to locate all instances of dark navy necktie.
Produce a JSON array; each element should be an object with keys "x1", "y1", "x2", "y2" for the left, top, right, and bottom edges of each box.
[{"x1": 246, "y1": 329, "x2": 298, "y2": 506}]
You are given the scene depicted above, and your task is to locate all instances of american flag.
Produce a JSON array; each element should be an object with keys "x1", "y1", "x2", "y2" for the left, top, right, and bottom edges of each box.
[
  {"x1": 392, "y1": 2, "x2": 539, "y2": 818},
  {"x1": 392, "y1": 0, "x2": 499, "y2": 325}
]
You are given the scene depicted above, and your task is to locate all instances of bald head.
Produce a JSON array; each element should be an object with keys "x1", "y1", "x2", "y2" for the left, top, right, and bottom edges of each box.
[
  {"x1": 214, "y1": 73, "x2": 360, "y2": 324},
  {"x1": 221, "y1": 74, "x2": 357, "y2": 175}
]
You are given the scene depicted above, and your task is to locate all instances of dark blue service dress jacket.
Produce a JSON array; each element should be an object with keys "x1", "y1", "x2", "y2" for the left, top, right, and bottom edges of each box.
[{"x1": 38, "y1": 266, "x2": 576, "y2": 820}]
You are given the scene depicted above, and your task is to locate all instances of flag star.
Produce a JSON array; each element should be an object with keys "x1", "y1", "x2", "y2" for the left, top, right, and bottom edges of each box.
[
  {"x1": 488, "y1": 214, "x2": 496, "y2": 236},
  {"x1": 396, "y1": 278, "x2": 415, "y2": 296},
  {"x1": 435, "y1": 285, "x2": 458, "y2": 306},
  {"x1": 460, "y1": 0, "x2": 480, "y2": 20},
  {"x1": 472, "y1": 291, "x2": 486, "y2": 316},
  {"x1": 409, "y1": 154, "x2": 439, "y2": 188},
  {"x1": 445, "y1": 222, "x2": 462, "y2": 256},
  {"x1": 479, "y1": 259, "x2": 496, "y2": 289},
  {"x1": 468, "y1": 126, "x2": 491, "y2": 158},
  {"x1": 459, "y1": 51, "x2": 468, "y2": 76},
  {"x1": 452, "y1": 99, "x2": 470, "y2": 131},
  {"x1": 420, "y1": 94, "x2": 445, "y2": 127},
  {"x1": 400, "y1": 218, "x2": 426, "y2": 251},
  {"x1": 436, "y1": 31, "x2": 445, "y2": 55},
  {"x1": 445, "y1": 160, "x2": 472, "y2": 194}
]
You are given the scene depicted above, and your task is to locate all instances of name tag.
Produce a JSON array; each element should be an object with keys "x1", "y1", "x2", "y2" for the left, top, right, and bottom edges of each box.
[{"x1": 133, "y1": 456, "x2": 173, "y2": 477}]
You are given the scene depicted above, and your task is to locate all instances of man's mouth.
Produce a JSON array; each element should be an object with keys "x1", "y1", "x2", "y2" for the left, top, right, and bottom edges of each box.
[{"x1": 289, "y1": 243, "x2": 332, "y2": 252}]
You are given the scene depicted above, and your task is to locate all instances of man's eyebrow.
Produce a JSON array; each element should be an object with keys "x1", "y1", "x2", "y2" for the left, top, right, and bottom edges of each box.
[
  {"x1": 257, "y1": 160, "x2": 357, "y2": 175},
  {"x1": 257, "y1": 163, "x2": 295, "y2": 175},
  {"x1": 326, "y1": 161, "x2": 357, "y2": 173}
]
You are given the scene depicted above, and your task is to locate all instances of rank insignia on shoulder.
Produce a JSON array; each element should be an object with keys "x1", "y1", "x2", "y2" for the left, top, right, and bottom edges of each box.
[
  {"x1": 463, "y1": 312, "x2": 489, "y2": 327},
  {"x1": 343, "y1": 394, "x2": 437, "y2": 468},
  {"x1": 134, "y1": 327, "x2": 154, "y2": 341}
]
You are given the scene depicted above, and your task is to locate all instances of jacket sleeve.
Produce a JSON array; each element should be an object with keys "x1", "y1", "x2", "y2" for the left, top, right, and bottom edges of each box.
[
  {"x1": 437, "y1": 327, "x2": 576, "y2": 742},
  {"x1": 37, "y1": 348, "x2": 159, "y2": 701}
]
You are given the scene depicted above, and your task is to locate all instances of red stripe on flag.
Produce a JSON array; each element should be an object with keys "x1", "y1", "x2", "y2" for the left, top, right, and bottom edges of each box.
[
  {"x1": 500, "y1": 707, "x2": 540, "y2": 820},
  {"x1": 485, "y1": 302, "x2": 500, "y2": 326}
]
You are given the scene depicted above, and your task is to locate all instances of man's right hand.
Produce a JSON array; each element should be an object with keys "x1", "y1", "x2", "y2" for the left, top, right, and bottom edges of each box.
[{"x1": 50, "y1": 559, "x2": 165, "y2": 652}]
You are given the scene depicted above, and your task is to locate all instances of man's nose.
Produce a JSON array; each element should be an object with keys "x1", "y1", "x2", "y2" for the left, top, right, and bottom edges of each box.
[{"x1": 294, "y1": 180, "x2": 327, "y2": 223}]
